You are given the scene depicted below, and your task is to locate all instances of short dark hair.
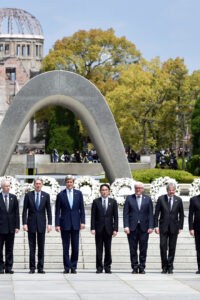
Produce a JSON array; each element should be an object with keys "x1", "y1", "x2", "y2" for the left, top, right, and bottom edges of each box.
[{"x1": 100, "y1": 184, "x2": 110, "y2": 191}]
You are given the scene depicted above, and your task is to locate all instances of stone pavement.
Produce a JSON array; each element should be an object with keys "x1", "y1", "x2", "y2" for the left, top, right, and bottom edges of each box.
[{"x1": 1, "y1": 270, "x2": 200, "y2": 300}]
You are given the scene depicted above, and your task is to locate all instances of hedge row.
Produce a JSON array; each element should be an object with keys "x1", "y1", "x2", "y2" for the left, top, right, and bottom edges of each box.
[
  {"x1": 100, "y1": 169, "x2": 197, "y2": 183},
  {"x1": 131, "y1": 169, "x2": 196, "y2": 183}
]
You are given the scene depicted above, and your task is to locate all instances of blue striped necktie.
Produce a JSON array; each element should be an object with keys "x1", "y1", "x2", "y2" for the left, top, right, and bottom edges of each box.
[{"x1": 36, "y1": 193, "x2": 39, "y2": 210}]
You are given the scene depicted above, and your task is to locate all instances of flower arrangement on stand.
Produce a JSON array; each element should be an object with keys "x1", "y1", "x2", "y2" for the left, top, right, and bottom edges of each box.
[
  {"x1": 22, "y1": 176, "x2": 60, "y2": 203},
  {"x1": 189, "y1": 178, "x2": 200, "y2": 197},
  {"x1": 23, "y1": 183, "x2": 35, "y2": 194},
  {"x1": 110, "y1": 178, "x2": 135, "y2": 206},
  {"x1": 150, "y1": 176, "x2": 180, "y2": 202},
  {"x1": 74, "y1": 176, "x2": 100, "y2": 205},
  {"x1": 0, "y1": 176, "x2": 23, "y2": 199}
]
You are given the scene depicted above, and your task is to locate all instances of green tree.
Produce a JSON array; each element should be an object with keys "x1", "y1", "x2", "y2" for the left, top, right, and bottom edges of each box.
[
  {"x1": 36, "y1": 28, "x2": 141, "y2": 149},
  {"x1": 41, "y1": 28, "x2": 141, "y2": 95},
  {"x1": 191, "y1": 97, "x2": 200, "y2": 154},
  {"x1": 106, "y1": 58, "x2": 170, "y2": 151},
  {"x1": 44, "y1": 107, "x2": 82, "y2": 155}
]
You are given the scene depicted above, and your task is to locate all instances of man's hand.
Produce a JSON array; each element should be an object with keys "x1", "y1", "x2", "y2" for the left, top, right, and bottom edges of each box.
[
  {"x1": 178, "y1": 229, "x2": 182, "y2": 234},
  {"x1": 47, "y1": 225, "x2": 52, "y2": 233},
  {"x1": 80, "y1": 224, "x2": 85, "y2": 230},
  {"x1": 190, "y1": 230, "x2": 194, "y2": 237},
  {"x1": 148, "y1": 228, "x2": 153, "y2": 234},
  {"x1": 56, "y1": 226, "x2": 60, "y2": 232},
  {"x1": 113, "y1": 231, "x2": 117, "y2": 237},
  {"x1": 23, "y1": 225, "x2": 28, "y2": 232},
  {"x1": 91, "y1": 230, "x2": 95, "y2": 235},
  {"x1": 124, "y1": 228, "x2": 130, "y2": 234},
  {"x1": 155, "y1": 228, "x2": 159, "y2": 234},
  {"x1": 15, "y1": 229, "x2": 19, "y2": 234}
]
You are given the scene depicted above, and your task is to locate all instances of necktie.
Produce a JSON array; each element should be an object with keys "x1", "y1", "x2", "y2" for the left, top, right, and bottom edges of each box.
[
  {"x1": 5, "y1": 194, "x2": 8, "y2": 212},
  {"x1": 168, "y1": 197, "x2": 172, "y2": 211},
  {"x1": 36, "y1": 193, "x2": 39, "y2": 210},
  {"x1": 103, "y1": 198, "x2": 106, "y2": 215},
  {"x1": 137, "y1": 196, "x2": 141, "y2": 210},
  {"x1": 68, "y1": 190, "x2": 73, "y2": 209}
]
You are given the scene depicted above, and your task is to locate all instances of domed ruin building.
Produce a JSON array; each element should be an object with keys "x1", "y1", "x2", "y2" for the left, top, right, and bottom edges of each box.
[{"x1": 0, "y1": 8, "x2": 44, "y2": 151}]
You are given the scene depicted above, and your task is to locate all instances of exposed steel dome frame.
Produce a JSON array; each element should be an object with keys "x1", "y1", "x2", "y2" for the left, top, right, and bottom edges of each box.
[{"x1": 0, "y1": 8, "x2": 43, "y2": 35}]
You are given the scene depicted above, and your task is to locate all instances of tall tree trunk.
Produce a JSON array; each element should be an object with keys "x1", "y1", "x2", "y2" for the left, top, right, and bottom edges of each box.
[{"x1": 142, "y1": 119, "x2": 146, "y2": 154}]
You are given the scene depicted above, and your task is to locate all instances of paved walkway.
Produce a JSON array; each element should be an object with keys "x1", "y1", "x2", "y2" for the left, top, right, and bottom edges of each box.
[{"x1": 1, "y1": 270, "x2": 200, "y2": 300}]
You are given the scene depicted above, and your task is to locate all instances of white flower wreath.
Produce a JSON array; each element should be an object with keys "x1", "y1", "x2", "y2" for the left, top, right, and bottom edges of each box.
[
  {"x1": 74, "y1": 176, "x2": 100, "y2": 205},
  {"x1": 23, "y1": 183, "x2": 35, "y2": 194},
  {"x1": 23, "y1": 176, "x2": 60, "y2": 203},
  {"x1": 150, "y1": 176, "x2": 180, "y2": 202},
  {"x1": 189, "y1": 178, "x2": 200, "y2": 197},
  {"x1": 110, "y1": 178, "x2": 135, "y2": 206},
  {"x1": 0, "y1": 176, "x2": 23, "y2": 199}
]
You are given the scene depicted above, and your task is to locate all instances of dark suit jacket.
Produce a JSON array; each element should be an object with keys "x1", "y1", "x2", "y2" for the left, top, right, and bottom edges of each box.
[
  {"x1": 123, "y1": 193, "x2": 154, "y2": 232},
  {"x1": 91, "y1": 197, "x2": 118, "y2": 236},
  {"x1": 0, "y1": 193, "x2": 20, "y2": 234},
  {"x1": 55, "y1": 189, "x2": 85, "y2": 230},
  {"x1": 154, "y1": 194, "x2": 184, "y2": 234},
  {"x1": 189, "y1": 195, "x2": 200, "y2": 231},
  {"x1": 22, "y1": 191, "x2": 52, "y2": 233}
]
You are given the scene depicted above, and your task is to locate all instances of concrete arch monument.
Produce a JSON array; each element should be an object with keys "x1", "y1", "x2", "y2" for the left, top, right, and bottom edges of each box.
[{"x1": 0, "y1": 70, "x2": 132, "y2": 183}]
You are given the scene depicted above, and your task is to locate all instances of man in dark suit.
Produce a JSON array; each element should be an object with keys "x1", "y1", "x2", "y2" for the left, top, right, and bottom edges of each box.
[
  {"x1": 189, "y1": 191, "x2": 200, "y2": 274},
  {"x1": 55, "y1": 175, "x2": 85, "y2": 274},
  {"x1": 91, "y1": 184, "x2": 118, "y2": 274},
  {"x1": 0, "y1": 179, "x2": 20, "y2": 274},
  {"x1": 123, "y1": 182, "x2": 154, "y2": 274},
  {"x1": 22, "y1": 178, "x2": 52, "y2": 274},
  {"x1": 154, "y1": 182, "x2": 184, "y2": 274}
]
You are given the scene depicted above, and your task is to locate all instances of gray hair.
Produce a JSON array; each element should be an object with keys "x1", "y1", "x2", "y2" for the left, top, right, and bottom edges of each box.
[
  {"x1": 65, "y1": 175, "x2": 75, "y2": 182},
  {"x1": 1, "y1": 179, "x2": 10, "y2": 188},
  {"x1": 33, "y1": 178, "x2": 43, "y2": 184},
  {"x1": 134, "y1": 181, "x2": 144, "y2": 188},
  {"x1": 166, "y1": 182, "x2": 176, "y2": 191}
]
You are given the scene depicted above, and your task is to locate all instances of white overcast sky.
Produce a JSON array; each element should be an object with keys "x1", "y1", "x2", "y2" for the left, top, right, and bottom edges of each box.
[{"x1": 1, "y1": 0, "x2": 199, "y2": 73}]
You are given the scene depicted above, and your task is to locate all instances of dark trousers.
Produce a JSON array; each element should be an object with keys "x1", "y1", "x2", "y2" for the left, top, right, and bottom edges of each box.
[
  {"x1": 195, "y1": 230, "x2": 200, "y2": 270},
  {"x1": 160, "y1": 229, "x2": 178, "y2": 270},
  {"x1": 0, "y1": 233, "x2": 15, "y2": 271},
  {"x1": 61, "y1": 229, "x2": 79, "y2": 271},
  {"x1": 95, "y1": 228, "x2": 112, "y2": 271},
  {"x1": 128, "y1": 224, "x2": 149, "y2": 271},
  {"x1": 28, "y1": 232, "x2": 45, "y2": 271}
]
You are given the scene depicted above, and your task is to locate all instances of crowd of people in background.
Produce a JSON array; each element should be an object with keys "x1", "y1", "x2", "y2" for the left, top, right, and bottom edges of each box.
[
  {"x1": 13, "y1": 146, "x2": 191, "y2": 169},
  {"x1": 51, "y1": 148, "x2": 142, "y2": 164},
  {"x1": 156, "y1": 149, "x2": 178, "y2": 170},
  {"x1": 51, "y1": 148, "x2": 100, "y2": 163},
  {"x1": 155, "y1": 148, "x2": 190, "y2": 170}
]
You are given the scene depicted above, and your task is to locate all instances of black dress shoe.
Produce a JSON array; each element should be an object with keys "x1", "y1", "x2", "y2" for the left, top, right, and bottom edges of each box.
[
  {"x1": 5, "y1": 270, "x2": 14, "y2": 274},
  {"x1": 168, "y1": 269, "x2": 173, "y2": 274},
  {"x1": 132, "y1": 269, "x2": 138, "y2": 274},
  {"x1": 196, "y1": 270, "x2": 200, "y2": 274},
  {"x1": 139, "y1": 269, "x2": 145, "y2": 274},
  {"x1": 0, "y1": 270, "x2": 4, "y2": 274},
  {"x1": 105, "y1": 270, "x2": 112, "y2": 274},
  {"x1": 96, "y1": 270, "x2": 103, "y2": 274},
  {"x1": 38, "y1": 270, "x2": 45, "y2": 274},
  {"x1": 63, "y1": 270, "x2": 69, "y2": 274},
  {"x1": 29, "y1": 270, "x2": 35, "y2": 274},
  {"x1": 71, "y1": 269, "x2": 77, "y2": 274},
  {"x1": 161, "y1": 269, "x2": 167, "y2": 274}
]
